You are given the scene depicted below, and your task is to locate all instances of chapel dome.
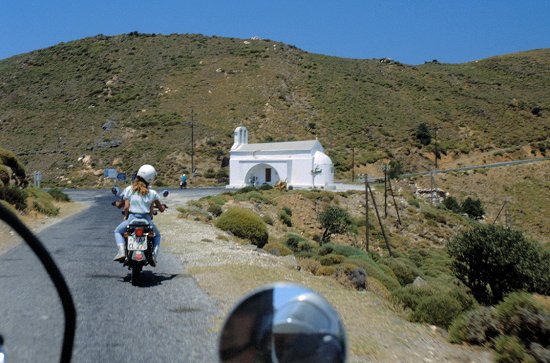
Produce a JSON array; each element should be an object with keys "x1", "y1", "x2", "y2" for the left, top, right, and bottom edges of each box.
[{"x1": 314, "y1": 151, "x2": 332, "y2": 165}]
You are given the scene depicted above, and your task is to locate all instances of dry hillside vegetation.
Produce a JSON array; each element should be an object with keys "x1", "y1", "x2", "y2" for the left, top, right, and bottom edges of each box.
[{"x1": 0, "y1": 33, "x2": 548, "y2": 187}]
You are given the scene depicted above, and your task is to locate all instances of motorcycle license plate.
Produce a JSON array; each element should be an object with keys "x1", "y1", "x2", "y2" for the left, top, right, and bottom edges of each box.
[{"x1": 127, "y1": 236, "x2": 147, "y2": 251}]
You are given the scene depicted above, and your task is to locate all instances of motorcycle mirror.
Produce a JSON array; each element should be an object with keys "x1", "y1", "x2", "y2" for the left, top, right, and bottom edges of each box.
[
  {"x1": 162, "y1": 190, "x2": 169, "y2": 198},
  {"x1": 219, "y1": 283, "x2": 347, "y2": 363},
  {"x1": 111, "y1": 186, "x2": 120, "y2": 195},
  {"x1": 0, "y1": 334, "x2": 5, "y2": 363}
]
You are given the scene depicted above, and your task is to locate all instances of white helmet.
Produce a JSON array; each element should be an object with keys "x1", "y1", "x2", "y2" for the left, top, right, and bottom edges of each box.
[{"x1": 137, "y1": 164, "x2": 156, "y2": 184}]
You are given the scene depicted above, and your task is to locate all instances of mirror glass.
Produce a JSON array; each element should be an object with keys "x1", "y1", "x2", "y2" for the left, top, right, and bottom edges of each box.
[{"x1": 219, "y1": 283, "x2": 347, "y2": 363}]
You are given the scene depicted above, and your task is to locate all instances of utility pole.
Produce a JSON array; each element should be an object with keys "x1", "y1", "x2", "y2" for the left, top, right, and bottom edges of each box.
[
  {"x1": 364, "y1": 175, "x2": 369, "y2": 252},
  {"x1": 351, "y1": 147, "x2": 355, "y2": 182},
  {"x1": 190, "y1": 108, "x2": 195, "y2": 177},
  {"x1": 384, "y1": 165, "x2": 388, "y2": 217},
  {"x1": 433, "y1": 125, "x2": 441, "y2": 170}
]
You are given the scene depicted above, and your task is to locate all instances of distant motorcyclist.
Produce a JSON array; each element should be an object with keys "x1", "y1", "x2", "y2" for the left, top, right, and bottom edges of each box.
[{"x1": 113, "y1": 164, "x2": 166, "y2": 266}]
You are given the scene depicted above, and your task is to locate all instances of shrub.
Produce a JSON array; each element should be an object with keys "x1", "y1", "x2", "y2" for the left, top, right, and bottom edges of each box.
[
  {"x1": 345, "y1": 255, "x2": 401, "y2": 292},
  {"x1": 282, "y1": 206, "x2": 292, "y2": 216},
  {"x1": 258, "y1": 184, "x2": 272, "y2": 190},
  {"x1": 0, "y1": 185, "x2": 27, "y2": 210},
  {"x1": 320, "y1": 254, "x2": 346, "y2": 266},
  {"x1": 279, "y1": 210, "x2": 292, "y2": 227},
  {"x1": 443, "y1": 196, "x2": 461, "y2": 213},
  {"x1": 448, "y1": 225, "x2": 545, "y2": 305},
  {"x1": 284, "y1": 233, "x2": 315, "y2": 253},
  {"x1": 448, "y1": 306, "x2": 499, "y2": 345},
  {"x1": 494, "y1": 336, "x2": 532, "y2": 363},
  {"x1": 335, "y1": 263, "x2": 367, "y2": 290},
  {"x1": 27, "y1": 187, "x2": 59, "y2": 216},
  {"x1": 415, "y1": 122, "x2": 432, "y2": 146},
  {"x1": 215, "y1": 207, "x2": 268, "y2": 248},
  {"x1": 461, "y1": 197, "x2": 485, "y2": 220},
  {"x1": 261, "y1": 214, "x2": 274, "y2": 225},
  {"x1": 47, "y1": 188, "x2": 70, "y2": 202},
  {"x1": 263, "y1": 241, "x2": 292, "y2": 256},
  {"x1": 207, "y1": 203, "x2": 223, "y2": 217},
  {"x1": 318, "y1": 205, "x2": 353, "y2": 244},
  {"x1": 411, "y1": 293, "x2": 464, "y2": 328},
  {"x1": 394, "y1": 278, "x2": 476, "y2": 328},
  {"x1": 319, "y1": 243, "x2": 365, "y2": 258},
  {"x1": 234, "y1": 191, "x2": 267, "y2": 203},
  {"x1": 388, "y1": 160, "x2": 404, "y2": 179},
  {"x1": 407, "y1": 198, "x2": 420, "y2": 208},
  {"x1": 382, "y1": 257, "x2": 422, "y2": 286},
  {"x1": 495, "y1": 292, "x2": 550, "y2": 348},
  {"x1": 299, "y1": 258, "x2": 322, "y2": 275}
]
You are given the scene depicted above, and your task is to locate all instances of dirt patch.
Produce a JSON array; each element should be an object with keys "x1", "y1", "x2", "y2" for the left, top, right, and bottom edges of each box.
[
  {"x1": 0, "y1": 201, "x2": 89, "y2": 254},
  {"x1": 156, "y1": 209, "x2": 492, "y2": 362}
]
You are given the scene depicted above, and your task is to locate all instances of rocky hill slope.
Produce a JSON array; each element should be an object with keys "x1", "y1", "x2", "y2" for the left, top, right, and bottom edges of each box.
[{"x1": 0, "y1": 33, "x2": 548, "y2": 186}]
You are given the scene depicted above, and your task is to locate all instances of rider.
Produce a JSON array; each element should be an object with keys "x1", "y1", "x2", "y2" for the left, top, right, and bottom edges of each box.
[{"x1": 113, "y1": 164, "x2": 166, "y2": 266}]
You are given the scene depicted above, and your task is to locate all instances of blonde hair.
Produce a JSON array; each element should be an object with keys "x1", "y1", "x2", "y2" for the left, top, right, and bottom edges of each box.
[{"x1": 132, "y1": 178, "x2": 149, "y2": 196}]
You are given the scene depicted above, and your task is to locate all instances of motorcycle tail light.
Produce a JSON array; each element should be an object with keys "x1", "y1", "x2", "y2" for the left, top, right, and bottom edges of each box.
[{"x1": 135, "y1": 228, "x2": 144, "y2": 237}]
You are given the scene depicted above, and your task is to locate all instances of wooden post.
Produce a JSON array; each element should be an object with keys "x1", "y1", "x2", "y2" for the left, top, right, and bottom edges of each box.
[
  {"x1": 364, "y1": 175, "x2": 369, "y2": 252},
  {"x1": 387, "y1": 176, "x2": 402, "y2": 227},
  {"x1": 384, "y1": 165, "x2": 388, "y2": 217},
  {"x1": 367, "y1": 180, "x2": 393, "y2": 257},
  {"x1": 351, "y1": 147, "x2": 355, "y2": 182}
]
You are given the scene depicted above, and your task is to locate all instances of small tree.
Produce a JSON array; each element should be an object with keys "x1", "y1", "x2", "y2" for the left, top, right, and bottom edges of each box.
[
  {"x1": 388, "y1": 160, "x2": 403, "y2": 179},
  {"x1": 415, "y1": 123, "x2": 432, "y2": 146},
  {"x1": 443, "y1": 196, "x2": 462, "y2": 213},
  {"x1": 318, "y1": 205, "x2": 353, "y2": 245},
  {"x1": 448, "y1": 225, "x2": 543, "y2": 305},
  {"x1": 461, "y1": 197, "x2": 485, "y2": 219}
]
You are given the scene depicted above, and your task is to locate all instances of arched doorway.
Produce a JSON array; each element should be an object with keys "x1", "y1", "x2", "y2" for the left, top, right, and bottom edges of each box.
[{"x1": 244, "y1": 163, "x2": 281, "y2": 187}]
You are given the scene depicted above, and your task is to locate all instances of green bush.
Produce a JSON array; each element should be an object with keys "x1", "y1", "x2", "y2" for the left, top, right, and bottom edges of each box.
[
  {"x1": 215, "y1": 207, "x2": 268, "y2": 248},
  {"x1": 382, "y1": 257, "x2": 422, "y2": 286},
  {"x1": 263, "y1": 241, "x2": 292, "y2": 256},
  {"x1": 318, "y1": 205, "x2": 353, "y2": 244},
  {"x1": 279, "y1": 210, "x2": 292, "y2": 227},
  {"x1": 319, "y1": 243, "x2": 365, "y2": 258},
  {"x1": 448, "y1": 306, "x2": 499, "y2": 345},
  {"x1": 0, "y1": 186, "x2": 27, "y2": 210},
  {"x1": 448, "y1": 225, "x2": 546, "y2": 304},
  {"x1": 27, "y1": 187, "x2": 59, "y2": 216},
  {"x1": 258, "y1": 184, "x2": 273, "y2": 190},
  {"x1": 407, "y1": 198, "x2": 420, "y2": 208},
  {"x1": 411, "y1": 293, "x2": 464, "y2": 328},
  {"x1": 47, "y1": 188, "x2": 70, "y2": 202},
  {"x1": 320, "y1": 254, "x2": 346, "y2": 266},
  {"x1": 494, "y1": 336, "x2": 532, "y2": 363},
  {"x1": 415, "y1": 122, "x2": 432, "y2": 146},
  {"x1": 207, "y1": 203, "x2": 223, "y2": 217},
  {"x1": 234, "y1": 191, "x2": 267, "y2": 203},
  {"x1": 261, "y1": 214, "x2": 274, "y2": 225},
  {"x1": 284, "y1": 233, "x2": 315, "y2": 253},
  {"x1": 461, "y1": 197, "x2": 485, "y2": 220},
  {"x1": 345, "y1": 255, "x2": 401, "y2": 292},
  {"x1": 394, "y1": 277, "x2": 476, "y2": 328},
  {"x1": 282, "y1": 206, "x2": 292, "y2": 216},
  {"x1": 443, "y1": 196, "x2": 461, "y2": 213},
  {"x1": 495, "y1": 292, "x2": 550, "y2": 348}
]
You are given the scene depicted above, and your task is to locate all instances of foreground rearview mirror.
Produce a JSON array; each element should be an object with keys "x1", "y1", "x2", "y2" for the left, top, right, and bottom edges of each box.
[
  {"x1": 219, "y1": 283, "x2": 347, "y2": 363},
  {"x1": 111, "y1": 186, "x2": 120, "y2": 195},
  {"x1": 162, "y1": 190, "x2": 169, "y2": 198}
]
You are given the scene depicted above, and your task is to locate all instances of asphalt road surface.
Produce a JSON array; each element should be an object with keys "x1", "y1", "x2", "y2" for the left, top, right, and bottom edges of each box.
[{"x1": 0, "y1": 188, "x2": 226, "y2": 362}]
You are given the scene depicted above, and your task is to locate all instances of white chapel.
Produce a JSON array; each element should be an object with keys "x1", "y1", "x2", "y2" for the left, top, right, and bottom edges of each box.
[{"x1": 228, "y1": 126, "x2": 334, "y2": 189}]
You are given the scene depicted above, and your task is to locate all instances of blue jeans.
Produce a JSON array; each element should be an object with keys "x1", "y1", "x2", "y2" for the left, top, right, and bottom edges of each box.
[{"x1": 114, "y1": 214, "x2": 161, "y2": 249}]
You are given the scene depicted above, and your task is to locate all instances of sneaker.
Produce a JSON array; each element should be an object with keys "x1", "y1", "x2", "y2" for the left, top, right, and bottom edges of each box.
[{"x1": 113, "y1": 246, "x2": 126, "y2": 262}]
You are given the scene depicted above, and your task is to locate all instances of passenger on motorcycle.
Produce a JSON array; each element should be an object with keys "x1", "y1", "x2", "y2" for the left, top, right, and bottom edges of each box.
[{"x1": 113, "y1": 164, "x2": 166, "y2": 266}]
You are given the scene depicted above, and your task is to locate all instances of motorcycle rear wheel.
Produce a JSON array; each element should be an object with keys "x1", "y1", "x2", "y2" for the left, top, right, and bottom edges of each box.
[{"x1": 131, "y1": 264, "x2": 142, "y2": 286}]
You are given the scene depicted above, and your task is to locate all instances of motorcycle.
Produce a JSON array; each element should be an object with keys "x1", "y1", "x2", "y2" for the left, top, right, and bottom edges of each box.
[
  {"x1": 0, "y1": 200, "x2": 347, "y2": 362},
  {"x1": 111, "y1": 186, "x2": 169, "y2": 285}
]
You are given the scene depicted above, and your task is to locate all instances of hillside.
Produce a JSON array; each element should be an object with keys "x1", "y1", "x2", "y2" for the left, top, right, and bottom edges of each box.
[{"x1": 0, "y1": 33, "x2": 549, "y2": 186}]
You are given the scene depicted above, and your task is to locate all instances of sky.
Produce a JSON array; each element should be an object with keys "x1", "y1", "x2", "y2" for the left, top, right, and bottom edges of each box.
[{"x1": 1, "y1": 1, "x2": 549, "y2": 65}]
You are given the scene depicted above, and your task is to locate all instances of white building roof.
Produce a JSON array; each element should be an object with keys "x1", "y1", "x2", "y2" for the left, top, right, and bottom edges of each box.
[{"x1": 232, "y1": 140, "x2": 320, "y2": 152}]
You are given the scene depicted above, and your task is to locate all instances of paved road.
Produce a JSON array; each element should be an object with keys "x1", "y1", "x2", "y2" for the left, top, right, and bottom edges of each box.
[{"x1": 0, "y1": 188, "x2": 225, "y2": 362}]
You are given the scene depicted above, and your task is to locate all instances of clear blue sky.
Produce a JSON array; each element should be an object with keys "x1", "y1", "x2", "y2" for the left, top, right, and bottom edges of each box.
[{"x1": 1, "y1": 1, "x2": 549, "y2": 64}]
